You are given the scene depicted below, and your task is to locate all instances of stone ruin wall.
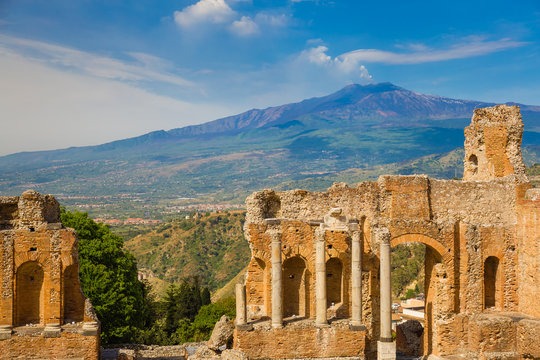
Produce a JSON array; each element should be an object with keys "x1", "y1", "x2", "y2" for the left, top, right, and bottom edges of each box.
[
  {"x1": 0, "y1": 190, "x2": 100, "y2": 360},
  {"x1": 516, "y1": 188, "x2": 540, "y2": 319},
  {"x1": 238, "y1": 105, "x2": 540, "y2": 359}
]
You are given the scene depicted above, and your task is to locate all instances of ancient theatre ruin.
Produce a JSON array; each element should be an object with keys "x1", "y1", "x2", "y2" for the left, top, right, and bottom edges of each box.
[
  {"x1": 0, "y1": 191, "x2": 100, "y2": 360},
  {"x1": 234, "y1": 105, "x2": 540, "y2": 360}
]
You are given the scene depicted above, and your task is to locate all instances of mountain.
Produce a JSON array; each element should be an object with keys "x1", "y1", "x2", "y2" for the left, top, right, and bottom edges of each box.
[{"x1": 1, "y1": 83, "x2": 539, "y2": 211}]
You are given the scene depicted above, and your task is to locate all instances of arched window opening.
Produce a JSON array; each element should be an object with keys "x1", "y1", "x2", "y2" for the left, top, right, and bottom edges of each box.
[
  {"x1": 326, "y1": 257, "x2": 343, "y2": 307},
  {"x1": 283, "y1": 256, "x2": 307, "y2": 317},
  {"x1": 16, "y1": 261, "x2": 44, "y2": 326},
  {"x1": 484, "y1": 256, "x2": 500, "y2": 309},
  {"x1": 63, "y1": 265, "x2": 84, "y2": 323},
  {"x1": 469, "y1": 154, "x2": 478, "y2": 175}
]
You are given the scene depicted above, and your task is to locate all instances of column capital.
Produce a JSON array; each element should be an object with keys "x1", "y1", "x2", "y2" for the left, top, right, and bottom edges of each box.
[
  {"x1": 374, "y1": 227, "x2": 391, "y2": 246},
  {"x1": 315, "y1": 227, "x2": 325, "y2": 241},
  {"x1": 267, "y1": 230, "x2": 282, "y2": 243},
  {"x1": 351, "y1": 229, "x2": 362, "y2": 240}
]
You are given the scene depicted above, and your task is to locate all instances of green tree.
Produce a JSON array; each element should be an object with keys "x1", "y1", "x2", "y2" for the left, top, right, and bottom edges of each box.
[
  {"x1": 61, "y1": 209, "x2": 149, "y2": 344},
  {"x1": 201, "y1": 287, "x2": 211, "y2": 306}
]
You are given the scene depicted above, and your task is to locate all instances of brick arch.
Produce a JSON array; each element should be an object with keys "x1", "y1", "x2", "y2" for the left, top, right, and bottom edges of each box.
[
  {"x1": 283, "y1": 246, "x2": 312, "y2": 264},
  {"x1": 251, "y1": 248, "x2": 270, "y2": 263},
  {"x1": 391, "y1": 233, "x2": 449, "y2": 263}
]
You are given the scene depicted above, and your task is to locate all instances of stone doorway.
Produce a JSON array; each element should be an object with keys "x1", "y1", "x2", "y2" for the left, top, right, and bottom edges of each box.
[{"x1": 16, "y1": 261, "x2": 44, "y2": 326}]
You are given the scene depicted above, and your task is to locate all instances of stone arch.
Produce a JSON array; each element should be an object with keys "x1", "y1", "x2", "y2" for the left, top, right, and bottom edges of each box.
[
  {"x1": 16, "y1": 261, "x2": 44, "y2": 326},
  {"x1": 390, "y1": 234, "x2": 446, "y2": 261},
  {"x1": 283, "y1": 256, "x2": 309, "y2": 318},
  {"x1": 390, "y1": 233, "x2": 449, "y2": 357},
  {"x1": 326, "y1": 257, "x2": 343, "y2": 307},
  {"x1": 63, "y1": 264, "x2": 84, "y2": 323},
  {"x1": 484, "y1": 256, "x2": 501, "y2": 310}
]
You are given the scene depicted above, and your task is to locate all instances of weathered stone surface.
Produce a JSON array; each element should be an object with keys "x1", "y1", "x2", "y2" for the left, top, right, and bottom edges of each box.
[
  {"x1": 396, "y1": 320, "x2": 423, "y2": 356},
  {"x1": 221, "y1": 349, "x2": 249, "y2": 360},
  {"x1": 190, "y1": 344, "x2": 220, "y2": 360},
  {"x1": 239, "y1": 106, "x2": 540, "y2": 360},
  {"x1": 208, "y1": 315, "x2": 234, "y2": 351},
  {"x1": 463, "y1": 105, "x2": 526, "y2": 181}
]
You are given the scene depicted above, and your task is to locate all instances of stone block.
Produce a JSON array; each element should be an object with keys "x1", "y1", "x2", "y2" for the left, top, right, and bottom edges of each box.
[{"x1": 377, "y1": 341, "x2": 396, "y2": 360}]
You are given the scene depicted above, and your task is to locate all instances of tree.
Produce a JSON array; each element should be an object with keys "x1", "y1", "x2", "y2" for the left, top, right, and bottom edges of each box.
[
  {"x1": 61, "y1": 209, "x2": 149, "y2": 344},
  {"x1": 201, "y1": 287, "x2": 211, "y2": 306}
]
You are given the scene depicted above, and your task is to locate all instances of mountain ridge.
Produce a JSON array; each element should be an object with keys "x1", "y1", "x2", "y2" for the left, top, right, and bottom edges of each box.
[{"x1": 1, "y1": 82, "x2": 539, "y2": 209}]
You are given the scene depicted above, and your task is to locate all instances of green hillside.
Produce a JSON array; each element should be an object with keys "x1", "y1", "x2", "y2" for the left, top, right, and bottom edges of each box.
[{"x1": 125, "y1": 211, "x2": 250, "y2": 290}]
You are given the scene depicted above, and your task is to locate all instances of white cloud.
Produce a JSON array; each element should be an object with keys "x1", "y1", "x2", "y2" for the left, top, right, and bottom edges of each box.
[
  {"x1": 339, "y1": 38, "x2": 526, "y2": 65},
  {"x1": 299, "y1": 45, "x2": 372, "y2": 80},
  {"x1": 0, "y1": 35, "x2": 194, "y2": 87},
  {"x1": 174, "y1": 0, "x2": 234, "y2": 28},
  {"x1": 299, "y1": 38, "x2": 526, "y2": 81},
  {"x1": 230, "y1": 16, "x2": 259, "y2": 36}
]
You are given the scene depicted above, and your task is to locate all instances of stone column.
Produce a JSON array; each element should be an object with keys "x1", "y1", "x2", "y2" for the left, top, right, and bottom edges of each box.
[
  {"x1": 315, "y1": 228, "x2": 327, "y2": 326},
  {"x1": 236, "y1": 283, "x2": 247, "y2": 326},
  {"x1": 235, "y1": 283, "x2": 252, "y2": 330},
  {"x1": 270, "y1": 231, "x2": 283, "y2": 328},
  {"x1": 350, "y1": 230, "x2": 362, "y2": 328},
  {"x1": 377, "y1": 228, "x2": 395, "y2": 360}
]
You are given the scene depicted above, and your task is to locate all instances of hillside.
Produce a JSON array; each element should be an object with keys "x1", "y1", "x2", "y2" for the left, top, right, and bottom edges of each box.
[
  {"x1": 125, "y1": 211, "x2": 250, "y2": 290},
  {"x1": 1, "y1": 82, "x2": 539, "y2": 214}
]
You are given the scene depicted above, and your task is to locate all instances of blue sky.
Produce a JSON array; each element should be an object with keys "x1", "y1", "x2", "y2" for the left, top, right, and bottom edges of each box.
[{"x1": 1, "y1": 0, "x2": 539, "y2": 155}]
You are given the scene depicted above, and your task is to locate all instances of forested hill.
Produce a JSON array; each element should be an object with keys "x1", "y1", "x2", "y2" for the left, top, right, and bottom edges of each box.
[
  {"x1": 1, "y1": 83, "x2": 539, "y2": 205},
  {"x1": 124, "y1": 211, "x2": 250, "y2": 290}
]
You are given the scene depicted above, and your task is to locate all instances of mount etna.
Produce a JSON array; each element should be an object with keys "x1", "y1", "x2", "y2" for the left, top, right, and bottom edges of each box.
[{"x1": 1, "y1": 83, "x2": 539, "y2": 207}]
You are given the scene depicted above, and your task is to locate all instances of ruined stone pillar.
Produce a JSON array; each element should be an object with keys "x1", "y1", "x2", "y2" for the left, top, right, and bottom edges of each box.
[
  {"x1": 236, "y1": 283, "x2": 247, "y2": 326},
  {"x1": 377, "y1": 228, "x2": 395, "y2": 360},
  {"x1": 315, "y1": 228, "x2": 327, "y2": 326},
  {"x1": 351, "y1": 230, "x2": 362, "y2": 328},
  {"x1": 270, "y1": 231, "x2": 283, "y2": 328},
  {"x1": 235, "y1": 283, "x2": 252, "y2": 331}
]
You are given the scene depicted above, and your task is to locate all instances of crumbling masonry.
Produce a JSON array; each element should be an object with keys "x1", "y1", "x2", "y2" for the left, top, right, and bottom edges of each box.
[
  {"x1": 234, "y1": 105, "x2": 540, "y2": 360},
  {"x1": 0, "y1": 190, "x2": 100, "y2": 360}
]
